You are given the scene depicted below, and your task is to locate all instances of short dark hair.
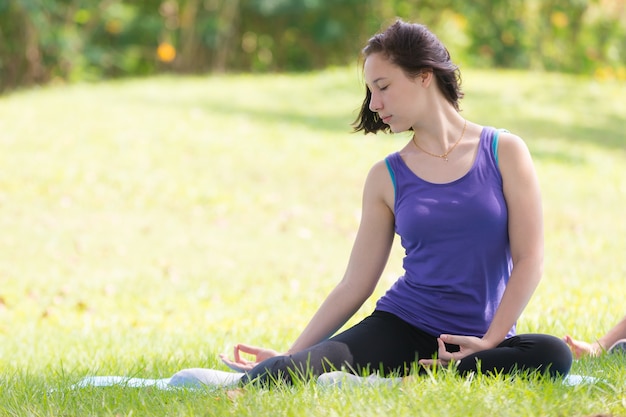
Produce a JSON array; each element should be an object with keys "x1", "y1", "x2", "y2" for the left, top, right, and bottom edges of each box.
[{"x1": 353, "y1": 20, "x2": 464, "y2": 134}]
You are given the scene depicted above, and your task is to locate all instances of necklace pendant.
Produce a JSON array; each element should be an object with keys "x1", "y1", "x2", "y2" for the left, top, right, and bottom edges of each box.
[{"x1": 443, "y1": 155, "x2": 448, "y2": 162}]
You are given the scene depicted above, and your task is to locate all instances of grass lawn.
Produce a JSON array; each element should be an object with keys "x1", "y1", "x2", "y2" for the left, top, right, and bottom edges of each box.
[{"x1": 0, "y1": 67, "x2": 625, "y2": 416}]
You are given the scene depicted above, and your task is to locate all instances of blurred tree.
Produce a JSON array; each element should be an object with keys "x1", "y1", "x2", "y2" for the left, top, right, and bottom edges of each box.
[
  {"x1": 536, "y1": 0, "x2": 592, "y2": 71},
  {"x1": 0, "y1": 0, "x2": 624, "y2": 92},
  {"x1": 234, "y1": 0, "x2": 370, "y2": 71},
  {"x1": 0, "y1": 0, "x2": 47, "y2": 89},
  {"x1": 460, "y1": 0, "x2": 530, "y2": 68}
]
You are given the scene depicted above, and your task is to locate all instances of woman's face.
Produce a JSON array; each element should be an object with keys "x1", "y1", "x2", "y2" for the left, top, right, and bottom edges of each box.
[{"x1": 363, "y1": 52, "x2": 427, "y2": 133}]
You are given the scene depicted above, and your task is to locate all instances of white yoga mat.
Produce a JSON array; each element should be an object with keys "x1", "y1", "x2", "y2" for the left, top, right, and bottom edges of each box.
[{"x1": 69, "y1": 370, "x2": 599, "y2": 390}]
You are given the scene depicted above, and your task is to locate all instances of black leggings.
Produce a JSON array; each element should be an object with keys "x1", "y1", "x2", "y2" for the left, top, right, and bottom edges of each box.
[{"x1": 242, "y1": 311, "x2": 572, "y2": 385}]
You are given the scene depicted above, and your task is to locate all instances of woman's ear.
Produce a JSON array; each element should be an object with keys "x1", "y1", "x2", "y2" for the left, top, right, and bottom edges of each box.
[{"x1": 420, "y1": 70, "x2": 434, "y2": 87}]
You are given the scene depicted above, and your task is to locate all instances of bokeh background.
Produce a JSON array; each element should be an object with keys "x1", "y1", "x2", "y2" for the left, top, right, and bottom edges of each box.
[{"x1": 1, "y1": 0, "x2": 625, "y2": 93}]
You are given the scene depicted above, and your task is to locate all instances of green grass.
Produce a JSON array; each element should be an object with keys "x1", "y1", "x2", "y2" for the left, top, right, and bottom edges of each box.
[{"x1": 0, "y1": 67, "x2": 625, "y2": 416}]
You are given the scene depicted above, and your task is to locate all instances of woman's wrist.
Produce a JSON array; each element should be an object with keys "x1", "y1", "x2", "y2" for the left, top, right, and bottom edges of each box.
[{"x1": 480, "y1": 332, "x2": 505, "y2": 349}]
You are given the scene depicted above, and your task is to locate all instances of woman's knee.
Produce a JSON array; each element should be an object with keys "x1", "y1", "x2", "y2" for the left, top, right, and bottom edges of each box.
[
  {"x1": 242, "y1": 355, "x2": 303, "y2": 385},
  {"x1": 517, "y1": 333, "x2": 573, "y2": 376},
  {"x1": 456, "y1": 333, "x2": 572, "y2": 378},
  {"x1": 541, "y1": 334, "x2": 573, "y2": 376},
  {"x1": 242, "y1": 340, "x2": 354, "y2": 386}
]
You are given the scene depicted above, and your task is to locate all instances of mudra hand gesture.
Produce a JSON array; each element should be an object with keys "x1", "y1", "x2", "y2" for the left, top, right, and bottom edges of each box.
[
  {"x1": 220, "y1": 343, "x2": 280, "y2": 372},
  {"x1": 418, "y1": 334, "x2": 496, "y2": 368}
]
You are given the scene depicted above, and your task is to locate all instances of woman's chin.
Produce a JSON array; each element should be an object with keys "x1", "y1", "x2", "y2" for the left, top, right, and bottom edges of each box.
[{"x1": 389, "y1": 125, "x2": 409, "y2": 134}]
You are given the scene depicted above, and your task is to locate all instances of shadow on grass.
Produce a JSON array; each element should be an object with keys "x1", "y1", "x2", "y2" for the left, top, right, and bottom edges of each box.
[{"x1": 115, "y1": 72, "x2": 626, "y2": 162}]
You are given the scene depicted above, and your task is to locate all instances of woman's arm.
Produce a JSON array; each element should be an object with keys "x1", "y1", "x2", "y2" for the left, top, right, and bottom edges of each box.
[
  {"x1": 222, "y1": 160, "x2": 396, "y2": 368},
  {"x1": 287, "y1": 160, "x2": 395, "y2": 353},
  {"x1": 596, "y1": 315, "x2": 626, "y2": 351},
  {"x1": 481, "y1": 131, "x2": 544, "y2": 347}
]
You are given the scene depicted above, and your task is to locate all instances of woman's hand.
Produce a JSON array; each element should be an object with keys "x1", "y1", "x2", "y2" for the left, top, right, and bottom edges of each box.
[
  {"x1": 219, "y1": 343, "x2": 280, "y2": 372},
  {"x1": 563, "y1": 335, "x2": 601, "y2": 359},
  {"x1": 418, "y1": 334, "x2": 496, "y2": 368}
]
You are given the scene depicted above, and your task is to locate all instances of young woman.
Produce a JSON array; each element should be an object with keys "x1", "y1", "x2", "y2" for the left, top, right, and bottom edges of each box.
[
  {"x1": 564, "y1": 315, "x2": 626, "y2": 358},
  {"x1": 179, "y1": 19, "x2": 572, "y2": 386}
]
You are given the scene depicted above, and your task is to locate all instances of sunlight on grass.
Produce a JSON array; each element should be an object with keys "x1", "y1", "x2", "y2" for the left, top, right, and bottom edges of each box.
[{"x1": 0, "y1": 67, "x2": 625, "y2": 416}]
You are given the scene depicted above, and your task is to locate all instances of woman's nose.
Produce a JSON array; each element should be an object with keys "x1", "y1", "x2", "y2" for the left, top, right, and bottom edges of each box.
[{"x1": 369, "y1": 94, "x2": 381, "y2": 112}]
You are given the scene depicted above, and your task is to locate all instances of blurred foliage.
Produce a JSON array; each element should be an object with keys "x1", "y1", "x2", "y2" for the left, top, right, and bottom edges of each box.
[{"x1": 0, "y1": 0, "x2": 625, "y2": 92}]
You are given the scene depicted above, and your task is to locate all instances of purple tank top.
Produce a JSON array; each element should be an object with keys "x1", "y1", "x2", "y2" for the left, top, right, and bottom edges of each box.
[{"x1": 375, "y1": 126, "x2": 515, "y2": 338}]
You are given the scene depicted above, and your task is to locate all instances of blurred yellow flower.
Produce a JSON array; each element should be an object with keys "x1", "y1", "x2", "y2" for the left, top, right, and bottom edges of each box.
[
  {"x1": 551, "y1": 11, "x2": 568, "y2": 29},
  {"x1": 594, "y1": 66, "x2": 614, "y2": 81},
  {"x1": 451, "y1": 12, "x2": 467, "y2": 30},
  {"x1": 157, "y1": 42, "x2": 176, "y2": 63},
  {"x1": 105, "y1": 19, "x2": 123, "y2": 34},
  {"x1": 595, "y1": 66, "x2": 626, "y2": 81}
]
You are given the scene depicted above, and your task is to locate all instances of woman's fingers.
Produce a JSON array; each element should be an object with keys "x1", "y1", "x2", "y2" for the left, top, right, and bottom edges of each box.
[
  {"x1": 219, "y1": 354, "x2": 256, "y2": 372},
  {"x1": 235, "y1": 343, "x2": 262, "y2": 355},
  {"x1": 220, "y1": 343, "x2": 280, "y2": 372}
]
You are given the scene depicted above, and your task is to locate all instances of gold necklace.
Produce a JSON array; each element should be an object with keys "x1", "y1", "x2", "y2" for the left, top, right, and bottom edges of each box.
[{"x1": 412, "y1": 119, "x2": 467, "y2": 162}]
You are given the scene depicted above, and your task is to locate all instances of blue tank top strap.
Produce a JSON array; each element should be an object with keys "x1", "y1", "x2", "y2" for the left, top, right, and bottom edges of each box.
[
  {"x1": 481, "y1": 126, "x2": 505, "y2": 170},
  {"x1": 492, "y1": 130, "x2": 500, "y2": 166},
  {"x1": 491, "y1": 127, "x2": 509, "y2": 168},
  {"x1": 384, "y1": 156, "x2": 397, "y2": 190}
]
